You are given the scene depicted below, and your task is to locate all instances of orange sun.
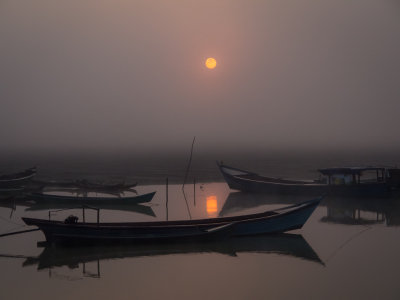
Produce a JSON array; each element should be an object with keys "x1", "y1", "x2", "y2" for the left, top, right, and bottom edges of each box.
[{"x1": 205, "y1": 57, "x2": 217, "y2": 69}]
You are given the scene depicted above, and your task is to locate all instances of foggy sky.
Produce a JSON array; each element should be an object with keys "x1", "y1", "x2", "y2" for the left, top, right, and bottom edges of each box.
[{"x1": 1, "y1": 0, "x2": 400, "y2": 154}]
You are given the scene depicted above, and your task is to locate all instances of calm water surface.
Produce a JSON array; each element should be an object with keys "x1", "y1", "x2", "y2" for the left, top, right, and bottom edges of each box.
[{"x1": 1, "y1": 153, "x2": 400, "y2": 299}]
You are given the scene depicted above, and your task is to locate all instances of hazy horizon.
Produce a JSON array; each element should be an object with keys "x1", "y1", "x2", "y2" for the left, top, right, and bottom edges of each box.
[{"x1": 1, "y1": 0, "x2": 400, "y2": 154}]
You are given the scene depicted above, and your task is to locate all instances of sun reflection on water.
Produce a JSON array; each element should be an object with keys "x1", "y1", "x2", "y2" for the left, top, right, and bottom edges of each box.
[{"x1": 206, "y1": 195, "x2": 218, "y2": 217}]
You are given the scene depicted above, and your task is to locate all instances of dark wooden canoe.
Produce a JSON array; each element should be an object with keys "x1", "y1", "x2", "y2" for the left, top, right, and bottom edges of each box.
[
  {"x1": 0, "y1": 167, "x2": 37, "y2": 188},
  {"x1": 30, "y1": 179, "x2": 137, "y2": 192},
  {"x1": 22, "y1": 198, "x2": 321, "y2": 244},
  {"x1": 75, "y1": 180, "x2": 137, "y2": 191},
  {"x1": 25, "y1": 202, "x2": 156, "y2": 217},
  {"x1": 28, "y1": 191, "x2": 156, "y2": 205}
]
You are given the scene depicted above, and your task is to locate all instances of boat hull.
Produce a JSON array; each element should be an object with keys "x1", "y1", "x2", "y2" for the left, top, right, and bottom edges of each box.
[
  {"x1": 28, "y1": 191, "x2": 156, "y2": 205},
  {"x1": 218, "y1": 164, "x2": 390, "y2": 197},
  {"x1": 22, "y1": 198, "x2": 320, "y2": 244},
  {"x1": 0, "y1": 168, "x2": 36, "y2": 188}
]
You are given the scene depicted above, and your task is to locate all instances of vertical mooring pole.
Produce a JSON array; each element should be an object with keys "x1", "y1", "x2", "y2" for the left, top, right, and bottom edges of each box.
[
  {"x1": 193, "y1": 178, "x2": 196, "y2": 206},
  {"x1": 97, "y1": 209, "x2": 100, "y2": 226},
  {"x1": 97, "y1": 259, "x2": 100, "y2": 278},
  {"x1": 82, "y1": 206, "x2": 86, "y2": 223},
  {"x1": 166, "y1": 177, "x2": 169, "y2": 221}
]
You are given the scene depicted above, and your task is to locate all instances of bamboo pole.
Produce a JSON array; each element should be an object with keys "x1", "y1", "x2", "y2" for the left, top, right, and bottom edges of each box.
[
  {"x1": 193, "y1": 178, "x2": 196, "y2": 206},
  {"x1": 182, "y1": 136, "x2": 196, "y2": 189},
  {"x1": 166, "y1": 177, "x2": 169, "y2": 221}
]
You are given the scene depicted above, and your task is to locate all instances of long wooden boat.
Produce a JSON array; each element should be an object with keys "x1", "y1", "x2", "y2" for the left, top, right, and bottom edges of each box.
[
  {"x1": 218, "y1": 162, "x2": 393, "y2": 197},
  {"x1": 28, "y1": 191, "x2": 156, "y2": 205},
  {"x1": 22, "y1": 198, "x2": 321, "y2": 244},
  {"x1": 75, "y1": 180, "x2": 137, "y2": 191},
  {"x1": 0, "y1": 167, "x2": 37, "y2": 188},
  {"x1": 25, "y1": 202, "x2": 156, "y2": 217},
  {"x1": 30, "y1": 179, "x2": 137, "y2": 192}
]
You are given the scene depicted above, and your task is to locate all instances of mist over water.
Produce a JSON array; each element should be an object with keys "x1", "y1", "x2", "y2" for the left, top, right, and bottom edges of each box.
[
  {"x1": 1, "y1": 148, "x2": 400, "y2": 185},
  {"x1": 1, "y1": 0, "x2": 400, "y2": 155},
  {"x1": 2, "y1": 2, "x2": 400, "y2": 300}
]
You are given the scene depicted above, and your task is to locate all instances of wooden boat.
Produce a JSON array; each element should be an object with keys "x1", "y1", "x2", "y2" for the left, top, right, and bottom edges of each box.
[
  {"x1": 30, "y1": 179, "x2": 137, "y2": 192},
  {"x1": 22, "y1": 198, "x2": 321, "y2": 244},
  {"x1": 28, "y1": 191, "x2": 156, "y2": 205},
  {"x1": 25, "y1": 202, "x2": 156, "y2": 217},
  {"x1": 0, "y1": 167, "x2": 36, "y2": 188},
  {"x1": 75, "y1": 179, "x2": 137, "y2": 191},
  {"x1": 218, "y1": 162, "x2": 394, "y2": 197}
]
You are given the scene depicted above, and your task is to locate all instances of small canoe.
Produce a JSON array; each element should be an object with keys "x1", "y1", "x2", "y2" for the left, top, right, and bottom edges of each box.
[
  {"x1": 28, "y1": 191, "x2": 156, "y2": 205},
  {"x1": 30, "y1": 179, "x2": 137, "y2": 192},
  {"x1": 0, "y1": 167, "x2": 37, "y2": 188},
  {"x1": 22, "y1": 198, "x2": 321, "y2": 244}
]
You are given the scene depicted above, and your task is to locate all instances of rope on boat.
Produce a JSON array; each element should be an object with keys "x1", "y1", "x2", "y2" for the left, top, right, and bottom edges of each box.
[
  {"x1": 0, "y1": 228, "x2": 40, "y2": 238},
  {"x1": 324, "y1": 225, "x2": 372, "y2": 264}
]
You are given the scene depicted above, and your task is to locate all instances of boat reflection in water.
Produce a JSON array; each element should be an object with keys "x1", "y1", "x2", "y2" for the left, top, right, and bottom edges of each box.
[
  {"x1": 19, "y1": 233, "x2": 323, "y2": 279},
  {"x1": 219, "y1": 192, "x2": 313, "y2": 217},
  {"x1": 321, "y1": 197, "x2": 400, "y2": 226},
  {"x1": 220, "y1": 191, "x2": 400, "y2": 228}
]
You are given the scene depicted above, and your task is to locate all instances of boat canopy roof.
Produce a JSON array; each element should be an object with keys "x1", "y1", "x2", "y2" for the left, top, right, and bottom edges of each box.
[{"x1": 318, "y1": 167, "x2": 386, "y2": 176}]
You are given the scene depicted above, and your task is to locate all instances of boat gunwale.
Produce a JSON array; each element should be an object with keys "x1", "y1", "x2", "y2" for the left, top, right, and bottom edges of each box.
[
  {"x1": 29, "y1": 191, "x2": 156, "y2": 202},
  {"x1": 22, "y1": 198, "x2": 321, "y2": 229},
  {"x1": 0, "y1": 173, "x2": 36, "y2": 182},
  {"x1": 219, "y1": 163, "x2": 390, "y2": 187}
]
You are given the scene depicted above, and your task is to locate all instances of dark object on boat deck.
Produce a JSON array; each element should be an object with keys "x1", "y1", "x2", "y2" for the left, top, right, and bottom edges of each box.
[
  {"x1": 0, "y1": 167, "x2": 37, "y2": 188},
  {"x1": 22, "y1": 198, "x2": 321, "y2": 244},
  {"x1": 64, "y1": 215, "x2": 79, "y2": 224},
  {"x1": 28, "y1": 191, "x2": 155, "y2": 205},
  {"x1": 387, "y1": 168, "x2": 400, "y2": 188},
  {"x1": 217, "y1": 162, "x2": 398, "y2": 197}
]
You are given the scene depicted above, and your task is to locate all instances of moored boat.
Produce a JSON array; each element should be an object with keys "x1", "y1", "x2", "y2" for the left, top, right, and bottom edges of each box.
[
  {"x1": 75, "y1": 179, "x2": 137, "y2": 191},
  {"x1": 0, "y1": 167, "x2": 37, "y2": 188},
  {"x1": 218, "y1": 162, "x2": 397, "y2": 197},
  {"x1": 22, "y1": 198, "x2": 321, "y2": 244},
  {"x1": 29, "y1": 179, "x2": 137, "y2": 192},
  {"x1": 28, "y1": 191, "x2": 156, "y2": 205}
]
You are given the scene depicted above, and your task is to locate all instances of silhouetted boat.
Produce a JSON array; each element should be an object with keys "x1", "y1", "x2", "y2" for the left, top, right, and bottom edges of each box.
[
  {"x1": 19, "y1": 233, "x2": 323, "y2": 272},
  {"x1": 218, "y1": 162, "x2": 396, "y2": 197},
  {"x1": 75, "y1": 179, "x2": 137, "y2": 191},
  {"x1": 22, "y1": 198, "x2": 321, "y2": 244},
  {"x1": 28, "y1": 191, "x2": 156, "y2": 205},
  {"x1": 25, "y1": 202, "x2": 156, "y2": 217},
  {"x1": 36, "y1": 187, "x2": 126, "y2": 198},
  {"x1": 30, "y1": 179, "x2": 137, "y2": 192},
  {"x1": 0, "y1": 167, "x2": 36, "y2": 188}
]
